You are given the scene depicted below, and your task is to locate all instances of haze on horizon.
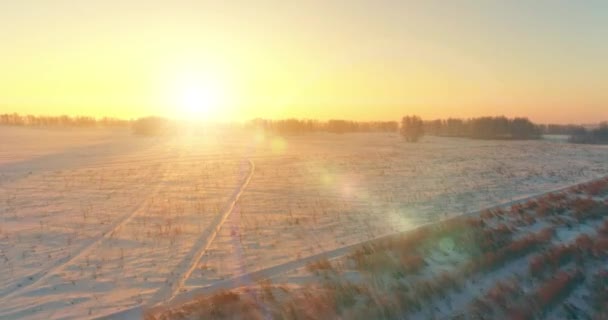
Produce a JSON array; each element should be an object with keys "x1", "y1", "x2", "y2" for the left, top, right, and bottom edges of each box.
[{"x1": 1, "y1": 1, "x2": 607, "y2": 124}]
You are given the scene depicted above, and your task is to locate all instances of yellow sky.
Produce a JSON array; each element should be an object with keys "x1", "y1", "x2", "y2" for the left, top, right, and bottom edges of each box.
[{"x1": 1, "y1": 1, "x2": 607, "y2": 123}]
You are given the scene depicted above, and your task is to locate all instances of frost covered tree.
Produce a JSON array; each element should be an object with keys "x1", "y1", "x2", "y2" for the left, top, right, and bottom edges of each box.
[{"x1": 400, "y1": 115, "x2": 424, "y2": 142}]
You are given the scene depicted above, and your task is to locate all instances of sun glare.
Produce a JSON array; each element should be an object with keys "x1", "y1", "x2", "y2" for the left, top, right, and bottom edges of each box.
[
  {"x1": 168, "y1": 72, "x2": 228, "y2": 121},
  {"x1": 177, "y1": 84, "x2": 217, "y2": 117}
]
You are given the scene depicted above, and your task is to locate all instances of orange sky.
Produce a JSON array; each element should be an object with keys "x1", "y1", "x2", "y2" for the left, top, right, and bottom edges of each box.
[{"x1": 1, "y1": 1, "x2": 607, "y2": 123}]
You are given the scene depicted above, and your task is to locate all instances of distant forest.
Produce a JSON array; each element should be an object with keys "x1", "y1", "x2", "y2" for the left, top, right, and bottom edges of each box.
[
  {"x1": 249, "y1": 118, "x2": 398, "y2": 134},
  {"x1": 250, "y1": 116, "x2": 586, "y2": 141},
  {"x1": 251, "y1": 116, "x2": 608, "y2": 144},
  {"x1": 423, "y1": 117, "x2": 541, "y2": 140},
  {"x1": 568, "y1": 122, "x2": 608, "y2": 144},
  {"x1": 422, "y1": 117, "x2": 603, "y2": 142},
  {"x1": 0, "y1": 113, "x2": 129, "y2": 127},
  {"x1": 1, "y1": 112, "x2": 606, "y2": 144}
]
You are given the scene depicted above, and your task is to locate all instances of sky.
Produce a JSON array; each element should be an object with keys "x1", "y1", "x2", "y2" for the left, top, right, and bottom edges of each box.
[{"x1": 1, "y1": 1, "x2": 607, "y2": 123}]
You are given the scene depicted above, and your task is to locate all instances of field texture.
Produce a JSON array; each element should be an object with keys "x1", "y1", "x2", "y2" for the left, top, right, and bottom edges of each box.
[
  {"x1": 152, "y1": 177, "x2": 608, "y2": 320},
  {"x1": 1, "y1": 126, "x2": 607, "y2": 319}
]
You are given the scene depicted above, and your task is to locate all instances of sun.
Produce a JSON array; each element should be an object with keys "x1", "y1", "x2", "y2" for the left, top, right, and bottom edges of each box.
[
  {"x1": 176, "y1": 83, "x2": 219, "y2": 118},
  {"x1": 167, "y1": 72, "x2": 228, "y2": 120}
]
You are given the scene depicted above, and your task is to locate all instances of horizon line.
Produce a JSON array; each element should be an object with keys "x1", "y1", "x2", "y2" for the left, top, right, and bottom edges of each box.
[{"x1": 0, "y1": 112, "x2": 605, "y2": 126}]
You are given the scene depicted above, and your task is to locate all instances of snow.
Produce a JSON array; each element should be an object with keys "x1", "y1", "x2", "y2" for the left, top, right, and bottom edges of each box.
[{"x1": 1, "y1": 126, "x2": 608, "y2": 319}]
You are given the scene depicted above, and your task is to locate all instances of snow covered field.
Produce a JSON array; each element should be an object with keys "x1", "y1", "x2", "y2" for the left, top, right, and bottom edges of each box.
[
  {"x1": 1, "y1": 126, "x2": 607, "y2": 319},
  {"x1": 154, "y1": 178, "x2": 608, "y2": 320}
]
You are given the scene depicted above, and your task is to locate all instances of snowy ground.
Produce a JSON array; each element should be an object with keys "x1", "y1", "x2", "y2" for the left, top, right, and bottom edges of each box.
[
  {"x1": 152, "y1": 178, "x2": 608, "y2": 320},
  {"x1": 1, "y1": 126, "x2": 607, "y2": 319}
]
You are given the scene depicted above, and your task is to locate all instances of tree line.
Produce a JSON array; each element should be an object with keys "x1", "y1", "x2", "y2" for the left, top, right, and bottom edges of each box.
[
  {"x1": 402, "y1": 116, "x2": 608, "y2": 143},
  {"x1": 4, "y1": 112, "x2": 605, "y2": 144},
  {"x1": 249, "y1": 118, "x2": 398, "y2": 135},
  {"x1": 249, "y1": 116, "x2": 545, "y2": 142},
  {"x1": 538, "y1": 124, "x2": 587, "y2": 135},
  {"x1": 420, "y1": 116, "x2": 541, "y2": 140},
  {"x1": 568, "y1": 122, "x2": 608, "y2": 144},
  {"x1": 0, "y1": 113, "x2": 129, "y2": 127}
]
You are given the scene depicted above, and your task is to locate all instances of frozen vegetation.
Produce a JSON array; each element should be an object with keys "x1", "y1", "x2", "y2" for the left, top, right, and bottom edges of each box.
[{"x1": 0, "y1": 125, "x2": 607, "y2": 319}]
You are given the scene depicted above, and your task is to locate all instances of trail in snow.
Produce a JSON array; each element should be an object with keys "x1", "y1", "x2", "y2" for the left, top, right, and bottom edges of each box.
[
  {"x1": 147, "y1": 159, "x2": 256, "y2": 306},
  {"x1": 166, "y1": 174, "x2": 608, "y2": 306},
  {"x1": 94, "y1": 175, "x2": 608, "y2": 320},
  {"x1": 0, "y1": 152, "x2": 173, "y2": 303}
]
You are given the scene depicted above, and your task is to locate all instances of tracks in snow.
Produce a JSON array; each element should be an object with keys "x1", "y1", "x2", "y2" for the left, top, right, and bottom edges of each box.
[
  {"x1": 0, "y1": 160, "x2": 170, "y2": 302},
  {"x1": 147, "y1": 159, "x2": 256, "y2": 306},
  {"x1": 96, "y1": 174, "x2": 608, "y2": 319},
  {"x1": 165, "y1": 174, "x2": 608, "y2": 306}
]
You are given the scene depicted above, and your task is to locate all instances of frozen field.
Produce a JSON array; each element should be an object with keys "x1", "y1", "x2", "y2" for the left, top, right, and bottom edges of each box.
[
  {"x1": 0, "y1": 126, "x2": 607, "y2": 319},
  {"x1": 154, "y1": 177, "x2": 608, "y2": 320}
]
